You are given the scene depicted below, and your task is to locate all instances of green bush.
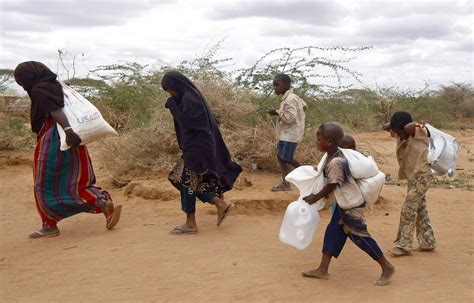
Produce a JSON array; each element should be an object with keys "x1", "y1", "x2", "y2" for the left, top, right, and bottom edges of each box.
[{"x1": 391, "y1": 96, "x2": 456, "y2": 128}]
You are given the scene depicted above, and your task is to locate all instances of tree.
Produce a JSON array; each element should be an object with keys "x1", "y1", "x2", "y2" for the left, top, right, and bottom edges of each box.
[
  {"x1": 0, "y1": 69, "x2": 14, "y2": 92},
  {"x1": 236, "y1": 46, "x2": 371, "y2": 97}
]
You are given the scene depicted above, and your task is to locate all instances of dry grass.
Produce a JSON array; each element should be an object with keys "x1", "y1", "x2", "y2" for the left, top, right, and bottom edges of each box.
[
  {"x1": 99, "y1": 79, "x2": 323, "y2": 178},
  {"x1": 0, "y1": 112, "x2": 35, "y2": 150},
  {"x1": 99, "y1": 111, "x2": 178, "y2": 177}
]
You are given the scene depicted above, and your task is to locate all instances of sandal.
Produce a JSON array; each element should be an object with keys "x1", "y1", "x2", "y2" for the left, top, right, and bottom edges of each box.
[
  {"x1": 271, "y1": 182, "x2": 291, "y2": 192},
  {"x1": 388, "y1": 246, "x2": 411, "y2": 257},
  {"x1": 29, "y1": 227, "x2": 60, "y2": 239},
  {"x1": 217, "y1": 203, "x2": 234, "y2": 226},
  {"x1": 416, "y1": 245, "x2": 436, "y2": 252},
  {"x1": 169, "y1": 225, "x2": 198, "y2": 235},
  {"x1": 106, "y1": 204, "x2": 122, "y2": 230}
]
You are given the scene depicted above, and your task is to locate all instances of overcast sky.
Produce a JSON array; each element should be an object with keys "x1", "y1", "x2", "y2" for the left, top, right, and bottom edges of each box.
[{"x1": 1, "y1": 0, "x2": 473, "y2": 90}]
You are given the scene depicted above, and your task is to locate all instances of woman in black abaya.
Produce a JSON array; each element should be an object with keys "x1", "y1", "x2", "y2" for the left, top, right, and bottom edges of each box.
[{"x1": 161, "y1": 71, "x2": 242, "y2": 234}]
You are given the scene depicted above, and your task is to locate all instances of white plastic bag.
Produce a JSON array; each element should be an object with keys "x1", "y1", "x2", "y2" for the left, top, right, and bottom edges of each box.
[
  {"x1": 57, "y1": 82, "x2": 118, "y2": 151},
  {"x1": 425, "y1": 124, "x2": 460, "y2": 176},
  {"x1": 340, "y1": 148, "x2": 379, "y2": 178},
  {"x1": 285, "y1": 165, "x2": 325, "y2": 208},
  {"x1": 279, "y1": 166, "x2": 323, "y2": 250}
]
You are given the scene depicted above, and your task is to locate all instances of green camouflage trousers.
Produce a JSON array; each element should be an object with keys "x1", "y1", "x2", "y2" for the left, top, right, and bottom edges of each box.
[{"x1": 395, "y1": 175, "x2": 436, "y2": 250}]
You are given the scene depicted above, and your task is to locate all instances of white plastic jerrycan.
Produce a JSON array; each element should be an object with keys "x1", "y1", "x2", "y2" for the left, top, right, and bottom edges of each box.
[{"x1": 279, "y1": 166, "x2": 325, "y2": 250}]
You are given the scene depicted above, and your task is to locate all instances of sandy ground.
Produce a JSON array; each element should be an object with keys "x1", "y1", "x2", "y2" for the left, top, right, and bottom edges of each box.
[{"x1": 0, "y1": 131, "x2": 473, "y2": 302}]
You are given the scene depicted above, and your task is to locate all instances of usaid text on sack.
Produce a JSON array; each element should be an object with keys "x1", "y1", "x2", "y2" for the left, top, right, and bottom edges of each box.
[{"x1": 76, "y1": 112, "x2": 100, "y2": 124}]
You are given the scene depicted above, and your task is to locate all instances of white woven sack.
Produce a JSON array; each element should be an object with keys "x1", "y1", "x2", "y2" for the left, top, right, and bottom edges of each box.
[
  {"x1": 339, "y1": 148, "x2": 379, "y2": 179},
  {"x1": 357, "y1": 171, "x2": 385, "y2": 207},
  {"x1": 357, "y1": 155, "x2": 385, "y2": 207},
  {"x1": 57, "y1": 82, "x2": 118, "y2": 150},
  {"x1": 318, "y1": 153, "x2": 384, "y2": 208}
]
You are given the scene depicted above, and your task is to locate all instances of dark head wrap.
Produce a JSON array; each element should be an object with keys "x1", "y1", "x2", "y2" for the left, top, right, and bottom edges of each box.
[
  {"x1": 14, "y1": 61, "x2": 64, "y2": 133},
  {"x1": 161, "y1": 72, "x2": 188, "y2": 97},
  {"x1": 162, "y1": 71, "x2": 241, "y2": 191},
  {"x1": 162, "y1": 71, "x2": 210, "y2": 107}
]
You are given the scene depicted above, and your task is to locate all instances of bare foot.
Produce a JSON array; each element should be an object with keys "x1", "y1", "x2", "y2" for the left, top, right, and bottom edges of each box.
[
  {"x1": 302, "y1": 268, "x2": 329, "y2": 279},
  {"x1": 374, "y1": 262, "x2": 395, "y2": 286}
]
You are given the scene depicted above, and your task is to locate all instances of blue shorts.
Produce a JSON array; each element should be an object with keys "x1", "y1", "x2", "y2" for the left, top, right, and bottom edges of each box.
[{"x1": 277, "y1": 140, "x2": 298, "y2": 162}]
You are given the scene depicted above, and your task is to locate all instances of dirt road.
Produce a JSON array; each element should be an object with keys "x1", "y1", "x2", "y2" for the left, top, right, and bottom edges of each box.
[{"x1": 1, "y1": 131, "x2": 473, "y2": 302}]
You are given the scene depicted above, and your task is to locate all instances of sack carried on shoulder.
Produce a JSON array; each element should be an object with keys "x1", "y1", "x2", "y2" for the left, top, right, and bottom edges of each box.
[
  {"x1": 425, "y1": 123, "x2": 460, "y2": 176},
  {"x1": 57, "y1": 82, "x2": 118, "y2": 151},
  {"x1": 319, "y1": 150, "x2": 385, "y2": 208},
  {"x1": 339, "y1": 148, "x2": 379, "y2": 179},
  {"x1": 356, "y1": 156, "x2": 385, "y2": 207}
]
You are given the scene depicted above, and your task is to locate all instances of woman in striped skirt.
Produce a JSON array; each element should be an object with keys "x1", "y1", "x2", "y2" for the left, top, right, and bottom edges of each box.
[{"x1": 14, "y1": 61, "x2": 122, "y2": 239}]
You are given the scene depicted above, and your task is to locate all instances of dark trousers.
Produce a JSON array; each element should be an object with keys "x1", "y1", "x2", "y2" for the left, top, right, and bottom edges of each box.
[
  {"x1": 322, "y1": 205, "x2": 384, "y2": 260},
  {"x1": 179, "y1": 185, "x2": 216, "y2": 214}
]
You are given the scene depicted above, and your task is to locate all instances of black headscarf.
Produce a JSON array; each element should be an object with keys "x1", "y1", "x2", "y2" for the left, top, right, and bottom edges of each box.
[
  {"x1": 162, "y1": 71, "x2": 242, "y2": 191},
  {"x1": 14, "y1": 61, "x2": 64, "y2": 134}
]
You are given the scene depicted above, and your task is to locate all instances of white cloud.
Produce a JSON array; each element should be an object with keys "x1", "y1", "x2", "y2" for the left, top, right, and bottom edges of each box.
[
  {"x1": 209, "y1": 1, "x2": 347, "y2": 26},
  {"x1": 352, "y1": 0, "x2": 472, "y2": 19},
  {"x1": 357, "y1": 15, "x2": 455, "y2": 40},
  {"x1": 1, "y1": 0, "x2": 163, "y2": 29},
  {"x1": 0, "y1": 0, "x2": 472, "y2": 89}
]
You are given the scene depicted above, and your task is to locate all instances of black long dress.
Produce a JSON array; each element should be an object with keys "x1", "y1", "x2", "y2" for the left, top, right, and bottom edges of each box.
[{"x1": 163, "y1": 71, "x2": 241, "y2": 213}]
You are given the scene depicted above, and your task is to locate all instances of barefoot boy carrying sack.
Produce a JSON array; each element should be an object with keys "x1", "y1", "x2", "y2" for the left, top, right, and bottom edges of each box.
[{"x1": 302, "y1": 122, "x2": 395, "y2": 286}]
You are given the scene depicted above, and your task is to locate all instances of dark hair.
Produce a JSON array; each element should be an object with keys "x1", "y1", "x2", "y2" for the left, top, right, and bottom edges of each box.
[
  {"x1": 340, "y1": 135, "x2": 356, "y2": 150},
  {"x1": 274, "y1": 73, "x2": 291, "y2": 85},
  {"x1": 389, "y1": 111, "x2": 413, "y2": 131},
  {"x1": 318, "y1": 122, "x2": 344, "y2": 146}
]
